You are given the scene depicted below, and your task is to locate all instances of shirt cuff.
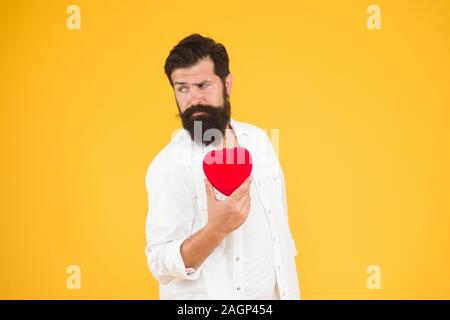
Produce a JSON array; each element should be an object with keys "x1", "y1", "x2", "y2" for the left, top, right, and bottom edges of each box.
[{"x1": 168, "y1": 238, "x2": 203, "y2": 281}]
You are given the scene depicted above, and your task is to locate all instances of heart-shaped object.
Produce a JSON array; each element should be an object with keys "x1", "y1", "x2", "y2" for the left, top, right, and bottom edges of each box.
[{"x1": 203, "y1": 147, "x2": 253, "y2": 196}]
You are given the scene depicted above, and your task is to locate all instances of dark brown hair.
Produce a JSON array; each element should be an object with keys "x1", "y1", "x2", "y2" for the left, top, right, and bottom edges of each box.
[{"x1": 164, "y1": 34, "x2": 230, "y2": 87}]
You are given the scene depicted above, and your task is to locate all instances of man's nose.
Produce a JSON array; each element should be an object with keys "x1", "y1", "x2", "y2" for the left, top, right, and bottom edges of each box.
[{"x1": 187, "y1": 87, "x2": 206, "y2": 106}]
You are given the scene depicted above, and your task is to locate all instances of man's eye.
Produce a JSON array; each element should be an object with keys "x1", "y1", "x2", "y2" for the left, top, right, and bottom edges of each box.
[
  {"x1": 199, "y1": 83, "x2": 210, "y2": 89},
  {"x1": 177, "y1": 87, "x2": 187, "y2": 92}
]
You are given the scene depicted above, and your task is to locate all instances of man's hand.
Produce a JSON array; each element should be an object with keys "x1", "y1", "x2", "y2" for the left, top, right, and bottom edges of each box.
[{"x1": 204, "y1": 176, "x2": 252, "y2": 237}]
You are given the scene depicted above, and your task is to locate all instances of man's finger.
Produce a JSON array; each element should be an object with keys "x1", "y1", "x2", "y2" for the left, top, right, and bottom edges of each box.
[
  {"x1": 204, "y1": 179, "x2": 217, "y2": 203},
  {"x1": 231, "y1": 176, "x2": 252, "y2": 201},
  {"x1": 241, "y1": 196, "x2": 251, "y2": 217},
  {"x1": 238, "y1": 193, "x2": 251, "y2": 211},
  {"x1": 236, "y1": 189, "x2": 250, "y2": 207}
]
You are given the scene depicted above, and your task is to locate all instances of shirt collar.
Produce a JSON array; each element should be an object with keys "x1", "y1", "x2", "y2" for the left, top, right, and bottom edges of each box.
[{"x1": 176, "y1": 117, "x2": 250, "y2": 153}]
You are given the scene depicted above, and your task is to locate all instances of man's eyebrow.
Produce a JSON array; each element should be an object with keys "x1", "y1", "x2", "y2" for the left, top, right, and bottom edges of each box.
[{"x1": 173, "y1": 80, "x2": 213, "y2": 86}]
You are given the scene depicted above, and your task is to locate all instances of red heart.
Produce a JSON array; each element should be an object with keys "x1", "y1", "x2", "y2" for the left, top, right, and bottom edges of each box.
[{"x1": 203, "y1": 147, "x2": 253, "y2": 196}]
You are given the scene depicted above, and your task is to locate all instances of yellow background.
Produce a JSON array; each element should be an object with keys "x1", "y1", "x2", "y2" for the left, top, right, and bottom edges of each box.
[{"x1": 1, "y1": 0, "x2": 449, "y2": 299}]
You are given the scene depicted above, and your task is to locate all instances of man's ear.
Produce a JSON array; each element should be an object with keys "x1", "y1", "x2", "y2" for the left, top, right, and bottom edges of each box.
[{"x1": 225, "y1": 73, "x2": 233, "y2": 96}]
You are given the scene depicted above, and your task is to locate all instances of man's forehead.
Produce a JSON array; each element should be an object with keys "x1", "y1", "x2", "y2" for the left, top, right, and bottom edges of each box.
[{"x1": 171, "y1": 57, "x2": 217, "y2": 83}]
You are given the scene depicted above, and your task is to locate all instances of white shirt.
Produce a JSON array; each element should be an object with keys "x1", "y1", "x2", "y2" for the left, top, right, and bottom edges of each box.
[
  {"x1": 145, "y1": 118, "x2": 300, "y2": 300},
  {"x1": 242, "y1": 181, "x2": 277, "y2": 299}
]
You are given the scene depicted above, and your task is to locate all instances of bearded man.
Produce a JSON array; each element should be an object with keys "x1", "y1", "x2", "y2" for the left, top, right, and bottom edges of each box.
[{"x1": 145, "y1": 34, "x2": 300, "y2": 300}]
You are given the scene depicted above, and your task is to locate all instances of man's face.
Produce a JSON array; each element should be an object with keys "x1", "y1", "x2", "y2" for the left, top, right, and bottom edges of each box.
[{"x1": 171, "y1": 57, "x2": 233, "y2": 145}]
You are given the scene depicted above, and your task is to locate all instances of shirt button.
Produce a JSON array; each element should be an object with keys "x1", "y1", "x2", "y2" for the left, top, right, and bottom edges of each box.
[
  {"x1": 257, "y1": 181, "x2": 262, "y2": 187},
  {"x1": 235, "y1": 257, "x2": 240, "y2": 261},
  {"x1": 267, "y1": 209, "x2": 272, "y2": 214},
  {"x1": 282, "y1": 292, "x2": 286, "y2": 297},
  {"x1": 236, "y1": 287, "x2": 241, "y2": 291},
  {"x1": 273, "y1": 237, "x2": 277, "y2": 242},
  {"x1": 277, "y1": 264, "x2": 281, "y2": 270}
]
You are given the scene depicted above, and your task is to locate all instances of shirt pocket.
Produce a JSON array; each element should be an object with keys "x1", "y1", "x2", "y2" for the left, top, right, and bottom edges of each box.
[{"x1": 256, "y1": 168, "x2": 284, "y2": 215}]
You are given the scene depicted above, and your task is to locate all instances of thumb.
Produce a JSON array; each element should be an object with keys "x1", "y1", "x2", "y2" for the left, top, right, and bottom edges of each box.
[{"x1": 204, "y1": 178, "x2": 217, "y2": 203}]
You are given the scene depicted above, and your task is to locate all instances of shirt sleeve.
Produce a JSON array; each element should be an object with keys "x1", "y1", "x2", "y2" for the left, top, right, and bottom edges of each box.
[{"x1": 144, "y1": 155, "x2": 203, "y2": 285}]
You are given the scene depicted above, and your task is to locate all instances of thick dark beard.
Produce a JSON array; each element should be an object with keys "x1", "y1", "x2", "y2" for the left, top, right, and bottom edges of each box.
[{"x1": 179, "y1": 95, "x2": 231, "y2": 146}]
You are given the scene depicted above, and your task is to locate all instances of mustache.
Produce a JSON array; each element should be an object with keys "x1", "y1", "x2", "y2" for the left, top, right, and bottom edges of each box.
[
  {"x1": 177, "y1": 100, "x2": 231, "y2": 146},
  {"x1": 180, "y1": 104, "x2": 223, "y2": 120}
]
